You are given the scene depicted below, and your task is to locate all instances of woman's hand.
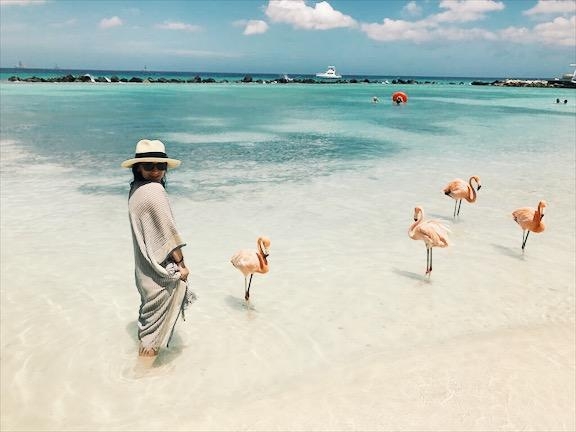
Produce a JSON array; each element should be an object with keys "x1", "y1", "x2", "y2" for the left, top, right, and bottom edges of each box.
[{"x1": 178, "y1": 264, "x2": 189, "y2": 281}]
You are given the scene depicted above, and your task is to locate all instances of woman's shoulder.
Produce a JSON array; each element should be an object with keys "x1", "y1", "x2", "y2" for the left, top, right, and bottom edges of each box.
[{"x1": 130, "y1": 181, "x2": 167, "y2": 200}]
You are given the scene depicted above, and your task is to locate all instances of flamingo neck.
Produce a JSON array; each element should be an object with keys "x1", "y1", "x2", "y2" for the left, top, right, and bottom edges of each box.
[
  {"x1": 533, "y1": 207, "x2": 543, "y2": 224},
  {"x1": 256, "y1": 252, "x2": 268, "y2": 271},
  {"x1": 408, "y1": 216, "x2": 422, "y2": 238},
  {"x1": 467, "y1": 178, "x2": 477, "y2": 203}
]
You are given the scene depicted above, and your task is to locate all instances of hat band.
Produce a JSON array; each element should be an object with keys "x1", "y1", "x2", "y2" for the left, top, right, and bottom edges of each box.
[{"x1": 135, "y1": 151, "x2": 168, "y2": 159}]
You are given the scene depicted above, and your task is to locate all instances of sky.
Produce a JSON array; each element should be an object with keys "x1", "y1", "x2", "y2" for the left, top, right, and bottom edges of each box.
[{"x1": 0, "y1": 0, "x2": 575, "y2": 78}]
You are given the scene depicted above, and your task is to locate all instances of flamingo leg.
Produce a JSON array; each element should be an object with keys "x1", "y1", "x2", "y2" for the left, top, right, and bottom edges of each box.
[
  {"x1": 456, "y1": 199, "x2": 462, "y2": 216},
  {"x1": 429, "y1": 248, "x2": 433, "y2": 275},
  {"x1": 425, "y1": 248, "x2": 431, "y2": 275},
  {"x1": 522, "y1": 230, "x2": 530, "y2": 252},
  {"x1": 245, "y1": 274, "x2": 253, "y2": 301},
  {"x1": 453, "y1": 200, "x2": 458, "y2": 218}
]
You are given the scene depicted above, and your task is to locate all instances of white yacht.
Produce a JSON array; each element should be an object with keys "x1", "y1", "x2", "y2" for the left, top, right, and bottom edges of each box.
[
  {"x1": 550, "y1": 63, "x2": 576, "y2": 88},
  {"x1": 316, "y1": 66, "x2": 342, "y2": 79}
]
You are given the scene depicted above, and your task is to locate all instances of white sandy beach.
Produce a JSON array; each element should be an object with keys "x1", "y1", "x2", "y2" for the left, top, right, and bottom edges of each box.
[{"x1": 2, "y1": 134, "x2": 575, "y2": 431}]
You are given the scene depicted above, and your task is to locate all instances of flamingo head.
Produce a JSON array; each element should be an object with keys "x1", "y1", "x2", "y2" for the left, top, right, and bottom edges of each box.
[
  {"x1": 413, "y1": 206, "x2": 423, "y2": 222},
  {"x1": 471, "y1": 175, "x2": 482, "y2": 191},
  {"x1": 258, "y1": 236, "x2": 271, "y2": 257},
  {"x1": 538, "y1": 200, "x2": 547, "y2": 218}
]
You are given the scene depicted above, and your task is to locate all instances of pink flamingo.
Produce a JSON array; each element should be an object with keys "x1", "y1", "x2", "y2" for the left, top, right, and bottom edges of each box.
[
  {"x1": 230, "y1": 236, "x2": 271, "y2": 301},
  {"x1": 443, "y1": 175, "x2": 482, "y2": 218},
  {"x1": 512, "y1": 200, "x2": 546, "y2": 252},
  {"x1": 408, "y1": 206, "x2": 450, "y2": 276}
]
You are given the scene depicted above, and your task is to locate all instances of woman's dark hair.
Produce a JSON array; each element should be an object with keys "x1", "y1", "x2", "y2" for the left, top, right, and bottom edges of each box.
[{"x1": 130, "y1": 163, "x2": 167, "y2": 189}]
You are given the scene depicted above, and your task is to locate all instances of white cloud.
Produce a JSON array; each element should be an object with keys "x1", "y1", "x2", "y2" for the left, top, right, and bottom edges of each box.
[
  {"x1": 265, "y1": 0, "x2": 357, "y2": 30},
  {"x1": 499, "y1": 15, "x2": 575, "y2": 46},
  {"x1": 524, "y1": 0, "x2": 576, "y2": 16},
  {"x1": 155, "y1": 21, "x2": 202, "y2": 32},
  {"x1": 434, "y1": 26, "x2": 498, "y2": 41},
  {"x1": 361, "y1": 19, "x2": 431, "y2": 42},
  {"x1": 0, "y1": 0, "x2": 45, "y2": 6},
  {"x1": 402, "y1": 1, "x2": 422, "y2": 18},
  {"x1": 254, "y1": 0, "x2": 572, "y2": 48},
  {"x1": 533, "y1": 15, "x2": 576, "y2": 45},
  {"x1": 360, "y1": 19, "x2": 498, "y2": 43},
  {"x1": 498, "y1": 26, "x2": 533, "y2": 44},
  {"x1": 429, "y1": 0, "x2": 505, "y2": 24},
  {"x1": 360, "y1": 0, "x2": 505, "y2": 43},
  {"x1": 99, "y1": 16, "x2": 123, "y2": 29},
  {"x1": 243, "y1": 20, "x2": 269, "y2": 35}
]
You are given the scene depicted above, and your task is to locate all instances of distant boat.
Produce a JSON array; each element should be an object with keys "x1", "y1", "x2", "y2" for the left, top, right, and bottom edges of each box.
[
  {"x1": 316, "y1": 66, "x2": 342, "y2": 79},
  {"x1": 549, "y1": 63, "x2": 576, "y2": 88}
]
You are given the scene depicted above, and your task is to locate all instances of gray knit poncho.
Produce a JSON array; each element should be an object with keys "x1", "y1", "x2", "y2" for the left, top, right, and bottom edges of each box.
[{"x1": 128, "y1": 181, "x2": 187, "y2": 351}]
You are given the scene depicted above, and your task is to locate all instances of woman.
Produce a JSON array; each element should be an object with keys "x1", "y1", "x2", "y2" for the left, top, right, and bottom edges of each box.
[{"x1": 122, "y1": 139, "x2": 189, "y2": 357}]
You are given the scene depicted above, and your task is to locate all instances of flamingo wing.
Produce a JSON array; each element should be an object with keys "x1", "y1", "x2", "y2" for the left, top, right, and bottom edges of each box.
[
  {"x1": 230, "y1": 249, "x2": 260, "y2": 276},
  {"x1": 512, "y1": 207, "x2": 535, "y2": 227},
  {"x1": 444, "y1": 179, "x2": 468, "y2": 198},
  {"x1": 418, "y1": 220, "x2": 450, "y2": 247}
]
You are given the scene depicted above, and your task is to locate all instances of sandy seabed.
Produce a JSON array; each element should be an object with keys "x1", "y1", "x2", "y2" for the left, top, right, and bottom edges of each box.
[
  {"x1": 1, "y1": 93, "x2": 575, "y2": 431},
  {"x1": 197, "y1": 324, "x2": 574, "y2": 432}
]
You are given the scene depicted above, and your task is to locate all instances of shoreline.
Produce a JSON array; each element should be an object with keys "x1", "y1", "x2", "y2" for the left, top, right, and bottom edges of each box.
[{"x1": 4, "y1": 72, "x2": 576, "y2": 88}]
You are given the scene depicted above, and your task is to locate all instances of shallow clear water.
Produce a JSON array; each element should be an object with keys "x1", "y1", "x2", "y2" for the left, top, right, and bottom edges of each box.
[{"x1": 1, "y1": 80, "x2": 575, "y2": 430}]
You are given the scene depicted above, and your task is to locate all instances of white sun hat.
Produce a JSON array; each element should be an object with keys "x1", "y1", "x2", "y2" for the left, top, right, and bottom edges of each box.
[{"x1": 121, "y1": 139, "x2": 181, "y2": 168}]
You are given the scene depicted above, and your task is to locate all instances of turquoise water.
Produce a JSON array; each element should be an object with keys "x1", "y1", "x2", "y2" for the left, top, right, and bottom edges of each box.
[
  {"x1": 1, "y1": 80, "x2": 573, "y2": 197},
  {"x1": 1, "y1": 75, "x2": 575, "y2": 430}
]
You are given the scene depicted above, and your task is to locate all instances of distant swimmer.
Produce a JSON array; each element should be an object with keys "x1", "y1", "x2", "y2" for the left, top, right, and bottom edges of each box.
[
  {"x1": 556, "y1": 98, "x2": 560, "y2": 103},
  {"x1": 564, "y1": 99, "x2": 568, "y2": 104},
  {"x1": 372, "y1": 96, "x2": 379, "y2": 104},
  {"x1": 392, "y1": 91, "x2": 408, "y2": 105}
]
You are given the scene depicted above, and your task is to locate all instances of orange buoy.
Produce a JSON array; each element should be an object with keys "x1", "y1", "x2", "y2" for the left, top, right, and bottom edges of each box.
[{"x1": 392, "y1": 91, "x2": 408, "y2": 104}]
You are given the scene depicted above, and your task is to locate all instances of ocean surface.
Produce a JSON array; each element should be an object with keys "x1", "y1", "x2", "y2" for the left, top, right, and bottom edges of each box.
[{"x1": 1, "y1": 70, "x2": 575, "y2": 431}]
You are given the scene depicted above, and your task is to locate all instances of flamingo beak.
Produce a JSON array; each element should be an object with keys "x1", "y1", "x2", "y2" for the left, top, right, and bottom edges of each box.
[{"x1": 477, "y1": 185, "x2": 482, "y2": 191}]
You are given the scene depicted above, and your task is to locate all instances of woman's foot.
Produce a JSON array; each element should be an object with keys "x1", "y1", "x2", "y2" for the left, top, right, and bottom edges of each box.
[{"x1": 138, "y1": 344, "x2": 159, "y2": 357}]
